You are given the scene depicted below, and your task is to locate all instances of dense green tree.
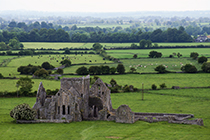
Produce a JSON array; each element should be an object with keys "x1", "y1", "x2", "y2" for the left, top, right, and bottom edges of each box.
[
  {"x1": 56, "y1": 68, "x2": 64, "y2": 74},
  {"x1": 149, "y1": 51, "x2": 162, "y2": 58},
  {"x1": 139, "y1": 39, "x2": 147, "y2": 48},
  {"x1": 198, "y1": 56, "x2": 207, "y2": 64},
  {"x1": 201, "y1": 62, "x2": 210, "y2": 73},
  {"x1": 110, "y1": 67, "x2": 116, "y2": 74},
  {"x1": 16, "y1": 77, "x2": 34, "y2": 96},
  {"x1": 60, "y1": 59, "x2": 71, "y2": 67},
  {"x1": 110, "y1": 78, "x2": 117, "y2": 87},
  {"x1": 100, "y1": 65, "x2": 110, "y2": 74},
  {"x1": 181, "y1": 64, "x2": 197, "y2": 73},
  {"x1": 34, "y1": 68, "x2": 49, "y2": 77},
  {"x1": 41, "y1": 62, "x2": 54, "y2": 70},
  {"x1": 155, "y1": 65, "x2": 166, "y2": 73},
  {"x1": 10, "y1": 103, "x2": 36, "y2": 120},
  {"x1": 133, "y1": 54, "x2": 137, "y2": 59},
  {"x1": 76, "y1": 66, "x2": 89, "y2": 75},
  {"x1": 116, "y1": 64, "x2": 125, "y2": 74},
  {"x1": 190, "y1": 52, "x2": 199, "y2": 59},
  {"x1": 93, "y1": 43, "x2": 103, "y2": 51}
]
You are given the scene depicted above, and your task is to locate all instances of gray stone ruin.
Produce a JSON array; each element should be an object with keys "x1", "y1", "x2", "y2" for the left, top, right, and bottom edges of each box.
[{"x1": 29, "y1": 76, "x2": 203, "y2": 126}]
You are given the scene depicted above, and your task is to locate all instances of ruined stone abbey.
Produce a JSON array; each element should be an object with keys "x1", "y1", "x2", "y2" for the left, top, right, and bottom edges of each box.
[{"x1": 31, "y1": 76, "x2": 203, "y2": 126}]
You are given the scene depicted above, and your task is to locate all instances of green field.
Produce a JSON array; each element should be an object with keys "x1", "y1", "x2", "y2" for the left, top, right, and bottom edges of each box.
[
  {"x1": 22, "y1": 42, "x2": 86, "y2": 49},
  {"x1": 0, "y1": 88, "x2": 210, "y2": 139},
  {"x1": 0, "y1": 73, "x2": 209, "y2": 92},
  {"x1": 0, "y1": 54, "x2": 113, "y2": 77},
  {"x1": 63, "y1": 57, "x2": 202, "y2": 74},
  {"x1": 22, "y1": 42, "x2": 210, "y2": 50},
  {"x1": 107, "y1": 48, "x2": 210, "y2": 58}
]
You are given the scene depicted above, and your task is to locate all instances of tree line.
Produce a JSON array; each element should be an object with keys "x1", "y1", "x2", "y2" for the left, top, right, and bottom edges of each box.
[{"x1": 0, "y1": 26, "x2": 193, "y2": 43}]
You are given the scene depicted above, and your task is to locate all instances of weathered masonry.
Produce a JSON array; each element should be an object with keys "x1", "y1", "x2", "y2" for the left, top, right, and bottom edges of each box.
[{"x1": 30, "y1": 75, "x2": 203, "y2": 126}]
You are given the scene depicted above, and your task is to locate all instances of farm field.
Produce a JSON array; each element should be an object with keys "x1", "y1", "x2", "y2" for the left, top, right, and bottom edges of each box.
[
  {"x1": 107, "y1": 48, "x2": 210, "y2": 58},
  {"x1": 22, "y1": 42, "x2": 86, "y2": 49},
  {"x1": 0, "y1": 54, "x2": 112, "y2": 77},
  {"x1": 64, "y1": 57, "x2": 202, "y2": 74},
  {"x1": 0, "y1": 79, "x2": 60, "y2": 92},
  {"x1": 62, "y1": 73, "x2": 210, "y2": 90},
  {"x1": 0, "y1": 73, "x2": 209, "y2": 92},
  {"x1": 22, "y1": 42, "x2": 210, "y2": 50},
  {"x1": 0, "y1": 88, "x2": 210, "y2": 139},
  {"x1": 0, "y1": 56, "x2": 16, "y2": 63}
]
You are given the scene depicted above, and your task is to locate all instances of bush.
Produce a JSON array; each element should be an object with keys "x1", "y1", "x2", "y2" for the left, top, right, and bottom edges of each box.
[
  {"x1": 0, "y1": 73, "x2": 4, "y2": 78},
  {"x1": 116, "y1": 64, "x2": 125, "y2": 74},
  {"x1": 190, "y1": 52, "x2": 199, "y2": 59},
  {"x1": 149, "y1": 51, "x2": 162, "y2": 58},
  {"x1": 130, "y1": 67, "x2": 136, "y2": 73},
  {"x1": 201, "y1": 62, "x2": 210, "y2": 73},
  {"x1": 110, "y1": 78, "x2": 117, "y2": 87},
  {"x1": 10, "y1": 103, "x2": 36, "y2": 120},
  {"x1": 198, "y1": 56, "x2": 207, "y2": 64},
  {"x1": 60, "y1": 59, "x2": 71, "y2": 67},
  {"x1": 16, "y1": 77, "x2": 34, "y2": 96},
  {"x1": 56, "y1": 68, "x2": 63, "y2": 74},
  {"x1": 76, "y1": 66, "x2": 89, "y2": 75},
  {"x1": 110, "y1": 67, "x2": 116, "y2": 74},
  {"x1": 41, "y1": 62, "x2": 54, "y2": 70},
  {"x1": 155, "y1": 65, "x2": 166, "y2": 73},
  {"x1": 151, "y1": 84, "x2": 157, "y2": 90},
  {"x1": 133, "y1": 54, "x2": 137, "y2": 59},
  {"x1": 34, "y1": 68, "x2": 49, "y2": 77},
  {"x1": 160, "y1": 83, "x2": 167, "y2": 89},
  {"x1": 181, "y1": 64, "x2": 197, "y2": 73}
]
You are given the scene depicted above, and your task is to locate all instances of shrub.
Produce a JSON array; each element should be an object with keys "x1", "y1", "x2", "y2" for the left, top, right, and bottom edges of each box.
[
  {"x1": 110, "y1": 67, "x2": 116, "y2": 74},
  {"x1": 149, "y1": 51, "x2": 162, "y2": 58},
  {"x1": 181, "y1": 64, "x2": 197, "y2": 73},
  {"x1": 190, "y1": 52, "x2": 199, "y2": 59},
  {"x1": 76, "y1": 66, "x2": 89, "y2": 75},
  {"x1": 152, "y1": 84, "x2": 157, "y2": 90},
  {"x1": 0, "y1": 73, "x2": 4, "y2": 78},
  {"x1": 201, "y1": 62, "x2": 210, "y2": 73},
  {"x1": 41, "y1": 62, "x2": 54, "y2": 70},
  {"x1": 60, "y1": 59, "x2": 71, "y2": 67},
  {"x1": 34, "y1": 68, "x2": 49, "y2": 77},
  {"x1": 130, "y1": 67, "x2": 136, "y2": 73},
  {"x1": 155, "y1": 65, "x2": 166, "y2": 73},
  {"x1": 10, "y1": 103, "x2": 36, "y2": 120},
  {"x1": 56, "y1": 68, "x2": 63, "y2": 74},
  {"x1": 133, "y1": 54, "x2": 137, "y2": 59},
  {"x1": 198, "y1": 56, "x2": 208, "y2": 64},
  {"x1": 116, "y1": 64, "x2": 125, "y2": 74},
  {"x1": 160, "y1": 83, "x2": 167, "y2": 89},
  {"x1": 110, "y1": 78, "x2": 117, "y2": 87},
  {"x1": 16, "y1": 77, "x2": 34, "y2": 96}
]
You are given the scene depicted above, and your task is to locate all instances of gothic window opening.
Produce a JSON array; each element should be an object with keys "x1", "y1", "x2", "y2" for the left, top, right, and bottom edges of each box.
[
  {"x1": 98, "y1": 84, "x2": 100, "y2": 90},
  {"x1": 58, "y1": 106, "x2": 60, "y2": 114},
  {"x1": 68, "y1": 106, "x2": 70, "y2": 114},
  {"x1": 62, "y1": 105, "x2": 65, "y2": 115},
  {"x1": 81, "y1": 94, "x2": 83, "y2": 97},
  {"x1": 102, "y1": 92, "x2": 104, "y2": 95},
  {"x1": 75, "y1": 104, "x2": 78, "y2": 111}
]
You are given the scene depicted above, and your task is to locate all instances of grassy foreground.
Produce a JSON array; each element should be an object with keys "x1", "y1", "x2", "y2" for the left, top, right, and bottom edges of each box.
[{"x1": 0, "y1": 88, "x2": 209, "y2": 139}]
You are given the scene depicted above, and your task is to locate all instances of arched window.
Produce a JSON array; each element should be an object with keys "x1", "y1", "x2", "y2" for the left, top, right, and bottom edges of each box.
[
  {"x1": 68, "y1": 106, "x2": 70, "y2": 114},
  {"x1": 62, "y1": 105, "x2": 65, "y2": 115}
]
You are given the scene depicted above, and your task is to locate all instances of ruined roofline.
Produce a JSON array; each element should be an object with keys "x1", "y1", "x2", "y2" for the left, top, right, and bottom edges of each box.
[{"x1": 134, "y1": 112, "x2": 194, "y2": 118}]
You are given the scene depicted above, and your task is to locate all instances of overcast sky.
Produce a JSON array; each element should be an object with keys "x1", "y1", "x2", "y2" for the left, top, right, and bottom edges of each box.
[{"x1": 0, "y1": 0, "x2": 210, "y2": 12}]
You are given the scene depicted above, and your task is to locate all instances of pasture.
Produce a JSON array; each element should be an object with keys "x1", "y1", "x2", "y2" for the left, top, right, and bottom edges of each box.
[
  {"x1": 63, "y1": 57, "x2": 202, "y2": 74},
  {"x1": 0, "y1": 73, "x2": 210, "y2": 92},
  {"x1": 22, "y1": 42, "x2": 86, "y2": 49},
  {"x1": 0, "y1": 54, "x2": 112, "y2": 77},
  {"x1": 22, "y1": 42, "x2": 210, "y2": 50},
  {"x1": 107, "y1": 48, "x2": 210, "y2": 58},
  {"x1": 0, "y1": 88, "x2": 210, "y2": 139}
]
